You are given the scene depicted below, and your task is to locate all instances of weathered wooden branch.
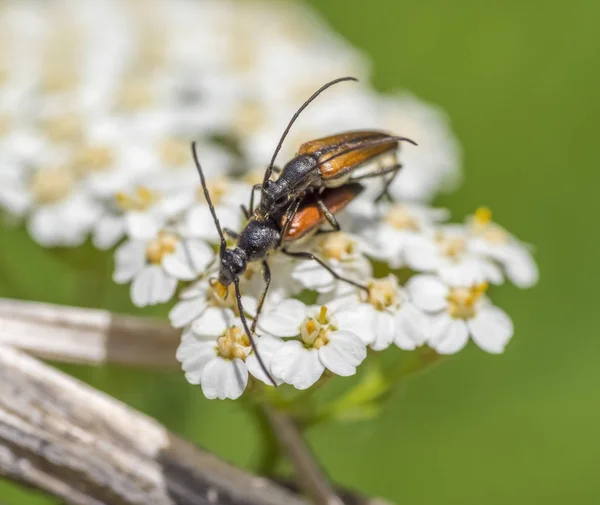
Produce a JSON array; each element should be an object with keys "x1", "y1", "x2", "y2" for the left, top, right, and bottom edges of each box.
[
  {"x1": 0, "y1": 345, "x2": 307, "y2": 505},
  {"x1": 0, "y1": 298, "x2": 179, "y2": 369},
  {"x1": 0, "y1": 298, "x2": 394, "y2": 505}
]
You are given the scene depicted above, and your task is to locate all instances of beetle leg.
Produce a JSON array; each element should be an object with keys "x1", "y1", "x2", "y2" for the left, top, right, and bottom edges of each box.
[
  {"x1": 349, "y1": 162, "x2": 402, "y2": 182},
  {"x1": 224, "y1": 228, "x2": 239, "y2": 240},
  {"x1": 282, "y1": 250, "x2": 369, "y2": 292},
  {"x1": 376, "y1": 164, "x2": 403, "y2": 203},
  {"x1": 279, "y1": 198, "x2": 302, "y2": 247},
  {"x1": 316, "y1": 199, "x2": 340, "y2": 231},
  {"x1": 249, "y1": 184, "x2": 262, "y2": 215},
  {"x1": 350, "y1": 163, "x2": 402, "y2": 203},
  {"x1": 250, "y1": 260, "x2": 271, "y2": 336},
  {"x1": 233, "y1": 277, "x2": 277, "y2": 387},
  {"x1": 240, "y1": 205, "x2": 250, "y2": 219},
  {"x1": 272, "y1": 165, "x2": 282, "y2": 174}
]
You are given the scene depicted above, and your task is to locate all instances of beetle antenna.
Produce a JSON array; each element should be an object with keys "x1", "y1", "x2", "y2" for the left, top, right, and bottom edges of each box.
[
  {"x1": 316, "y1": 135, "x2": 417, "y2": 169},
  {"x1": 233, "y1": 278, "x2": 278, "y2": 387},
  {"x1": 263, "y1": 76, "x2": 359, "y2": 191},
  {"x1": 192, "y1": 141, "x2": 227, "y2": 258}
]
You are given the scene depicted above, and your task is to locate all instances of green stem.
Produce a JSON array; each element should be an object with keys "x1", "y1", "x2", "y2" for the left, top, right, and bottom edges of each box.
[{"x1": 250, "y1": 398, "x2": 283, "y2": 475}]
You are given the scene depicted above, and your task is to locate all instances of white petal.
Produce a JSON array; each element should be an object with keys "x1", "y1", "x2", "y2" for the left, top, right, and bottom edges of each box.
[
  {"x1": 291, "y1": 260, "x2": 334, "y2": 292},
  {"x1": 370, "y1": 310, "x2": 396, "y2": 351},
  {"x1": 246, "y1": 335, "x2": 285, "y2": 386},
  {"x1": 259, "y1": 299, "x2": 306, "y2": 337},
  {"x1": 395, "y1": 302, "x2": 428, "y2": 349},
  {"x1": 406, "y1": 275, "x2": 449, "y2": 312},
  {"x1": 429, "y1": 314, "x2": 469, "y2": 354},
  {"x1": 28, "y1": 207, "x2": 62, "y2": 246},
  {"x1": 93, "y1": 215, "x2": 125, "y2": 250},
  {"x1": 440, "y1": 257, "x2": 503, "y2": 286},
  {"x1": 404, "y1": 241, "x2": 440, "y2": 272},
  {"x1": 162, "y1": 243, "x2": 195, "y2": 280},
  {"x1": 131, "y1": 266, "x2": 177, "y2": 307},
  {"x1": 126, "y1": 212, "x2": 160, "y2": 240},
  {"x1": 176, "y1": 339, "x2": 217, "y2": 384},
  {"x1": 335, "y1": 305, "x2": 377, "y2": 345},
  {"x1": 191, "y1": 307, "x2": 235, "y2": 337},
  {"x1": 503, "y1": 245, "x2": 539, "y2": 288},
  {"x1": 271, "y1": 341, "x2": 325, "y2": 390},
  {"x1": 113, "y1": 240, "x2": 147, "y2": 283},
  {"x1": 468, "y1": 305, "x2": 513, "y2": 354},
  {"x1": 187, "y1": 239, "x2": 215, "y2": 273},
  {"x1": 169, "y1": 298, "x2": 207, "y2": 328},
  {"x1": 319, "y1": 330, "x2": 366, "y2": 376},
  {"x1": 201, "y1": 357, "x2": 248, "y2": 400},
  {"x1": 181, "y1": 205, "x2": 241, "y2": 242},
  {"x1": 0, "y1": 185, "x2": 31, "y2": 216}
]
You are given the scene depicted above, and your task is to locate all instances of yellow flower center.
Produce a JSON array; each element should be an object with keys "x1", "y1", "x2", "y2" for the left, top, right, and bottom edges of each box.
[
  {"x1": 234, "y1": 100, "x2": 265, "y2": 135},
  {"x1": 116, "y1": 78, "x2": 155, "y2": 112},
  {"x1": 436, "y1": 232, "x2": 467, "y2": 261},
  {"x1": 384, "y1": 204, "x2": 419, "y2": 231},
  {"x1": 363, "y1": 278, "x2": 399, "y2": 311},
  {"x1": 318, "y1": 232, "x2": 356, "y2": 261},
  {"x1": 470, "y1": 207, "x2": 509, "y2": 245},
  {"x1": 217, "y1": 326, "x2": 250, "y2": 360},
  {"x1": 145, "y1": 231, "x2": 178, "y2": 264},
  {"x1": 207, "y1": 280, "x2": 239, "y2": 314},
  {"x1": 39, "y1": 64, "x2": 78, "y2": 94},
  {"x1": 41, "y1": 114, "x2": 82, "y2": 143},
  {"x1": 115, "y1": 186, "x2": 160, "y2": 212},
  {"x1": 196, "y1": 177, "x2": 229, "y2": 206},
  {"x1": 30, "y1": 167, "x2": 75, "y2": 204},
  {"x1": 227, "y1": 21, "x2": 257, "y2": 72},
  {"x1": 73, "y1": 145, "x2": 114, "y2": 175},
  {"x1": 243, "y1": 169, "x2": 267, "y2": 186},
  {"x1": 0, "y1": 115, "x2": 10, "y2": 136},
  {"x1": 300, "y1": 306, "x2": 332, "y2": 349},
  {"x1": 159, "y1": 138, "x2": 189, "y2": 168},
  {"x1": 447, "y1": 283, "x2": 488, "y2": 319}
]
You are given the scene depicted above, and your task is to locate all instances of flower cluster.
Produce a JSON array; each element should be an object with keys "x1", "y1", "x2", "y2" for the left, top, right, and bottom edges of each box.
[
  {"x1": 0, "y1": 0, "x2": 460, "y2": 248},
  {"x1": 0, "y1": 0, "x2": 538, "y2": 401}
]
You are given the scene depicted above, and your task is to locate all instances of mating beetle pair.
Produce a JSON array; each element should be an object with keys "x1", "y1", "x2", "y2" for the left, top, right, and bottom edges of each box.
[{"x1": 192, "y1": 76, "x2": 416, "y2": 384}]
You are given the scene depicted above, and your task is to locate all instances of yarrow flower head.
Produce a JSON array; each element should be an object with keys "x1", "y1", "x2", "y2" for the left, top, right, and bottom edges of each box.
[
  {"x1": 466, "y1": 207, "x2": 539, "y2": 289},
  {"x1": 407, "y1": 275, "x2": 514, "y2": 354},
  {"x1": 0, "y1": 0, "x2": 538, "y2": 403},
  {"x1": 114, "y1": 229, "x2": 214, "y2": 307},
  {"x1": 176, "y1": 311, "x2": 253, "y2": 400},
  {"x1": 259, "y1": 300, "x2": 367, "y2": 390}
]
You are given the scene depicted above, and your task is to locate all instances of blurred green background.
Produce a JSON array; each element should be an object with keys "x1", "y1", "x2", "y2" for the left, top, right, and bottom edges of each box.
[{"x1": 1, "y1": 0, "x2": 599, "y2": 504}]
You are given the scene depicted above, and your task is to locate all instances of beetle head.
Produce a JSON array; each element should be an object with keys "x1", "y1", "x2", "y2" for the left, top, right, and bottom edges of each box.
[{"x1": 218, "y1": 247, "x2": 247, "y2": 286}]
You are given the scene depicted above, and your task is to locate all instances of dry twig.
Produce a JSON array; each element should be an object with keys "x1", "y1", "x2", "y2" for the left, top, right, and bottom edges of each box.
[{"x1": 0, "y1": 345, "x2": 306, "y2": 505}]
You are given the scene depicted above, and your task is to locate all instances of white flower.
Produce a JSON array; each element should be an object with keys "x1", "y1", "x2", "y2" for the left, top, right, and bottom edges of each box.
[
  {"x1": 404, "y1": 224, "x2": 504, "y2": 286},
  {"x1": 259, "y1": 300, "x2": 367, "y2": 390},
  {"x1": 169, "y1": 273, "x2": 259, "y2": 330},
  {"x1": 289, "y1": 232, "x2": 372, "y2": 293},
  {"x1": 356, "y1": 202, "x2": 450, "y2": 268},
  {"x1": 379, "y1": 92, "x2": 462, "y2": 202},
  {"x1": 1, "y1": 163, "x2": 103, "y2": 247},
  {"x1": 113, "y1": 230, "x2": 214, "y2": 307},
  {"x1": 467, "y1": 207, "x2": 538, "y2": 288},
  {"x1": 178, "y1": 177, "x2": 250, "y2": 244},
  {"x1": 321, "y1": 275, "x2": 429, "y2": 351},
  {"x1": 93, "y1": 185, "x2": 193, "y2": 249},
  {"x1": 407, "y1": 275, "x2": 514, "y2": 354},
  {"x1": 176, "y1": 311, "x2": 253, "y2": 400}
]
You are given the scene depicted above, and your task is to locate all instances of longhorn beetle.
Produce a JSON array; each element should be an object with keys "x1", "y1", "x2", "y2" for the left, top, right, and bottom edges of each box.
[{"x1": 192, "y1": 76, "x2": 416, "y2": 385}]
